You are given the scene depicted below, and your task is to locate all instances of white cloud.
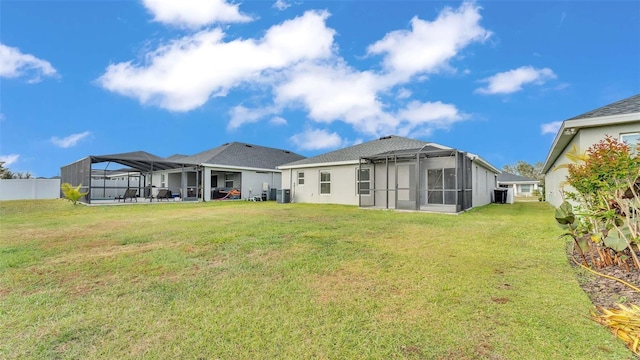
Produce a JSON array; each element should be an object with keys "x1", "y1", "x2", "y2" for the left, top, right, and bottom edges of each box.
[
  {"x1": 227, "y1": 105, "x2": 278, "y2": 130},
  {"x1": 273, "y1": 0, "x2": 290, "y2": 11},
  {"x1": 0, "y1": 154, "x2": 20, "y2": 167},
  {"x1": 290, "y1": 128, "x2": 344, "y2": 151},
  {"x1": 541, "y1": 121, "x2": 562, "y2": 135},
  {"x1": 275, "y1": 62, "x2": 394, "y2": 135},
  {"x1": 142, "y1": 0, "x2": 252, "y2": 28},
  {"x1": 102, "y1": 2, "x2": 488, "y2": 140},
  {"x1": 0, "y1": 43, "x2": 58, "y2": 83},
  {"x1": 396, "y1": 88, "x2": 412, "y2": 99},
  {"x1": 275, "y1": 62, "x2": 467, "y2": 138},
  {"x1": 269, "y1": 116, "x2": 287, "y2": 126},
  {"x1": 367, "y1": 1, "x2": 491, "y2": 81},
  {"x1": 476, "y1": 66, "x2": 557, "y2": 95},
  {"x1": 395, "y1": 100, "x2": 466, "y2": 136},
  {"x1": 51, "y1": 131, "x2": 91, "y2": 148},
  {"x1": 98, "y1": 10, "x2": 335, "y2": 111}
]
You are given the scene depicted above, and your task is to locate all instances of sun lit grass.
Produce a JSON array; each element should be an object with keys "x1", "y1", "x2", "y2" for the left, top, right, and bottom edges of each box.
[{"x1": 0, "y1": 200, "x2": 633, "y2": 359}]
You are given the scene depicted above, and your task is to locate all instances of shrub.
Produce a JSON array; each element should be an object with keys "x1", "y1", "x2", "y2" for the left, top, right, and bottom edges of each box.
[
  {"x1": 555, "y1": 136, "x2": 640, "y2": 269},
  {"x1": 61, "y1": 183, "x2": 88, "y2": 205}
]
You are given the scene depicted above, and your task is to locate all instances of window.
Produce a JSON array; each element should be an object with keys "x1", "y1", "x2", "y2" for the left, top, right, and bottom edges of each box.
[
  {"x1": 520, "y1": 184, "x2": 532, "y2": 193},
  {"x1": 320, "y1": 170, "x2": 331, "y2": 194},
  {"x1": 621, "y1": 133, "x2": 639, "y2": 156},
  {"x1": 160, "y1": 174, "x2": 166, "y2": 188},
  {"x1": 225, "y1": 174, "x2": 233, "y2": 188},
  {"x1": 428, "y1": 168, "x2": 457, "y2": 205},
  {"x1": 357, "y1": 168, "x2": 370, "y2": 195},
  {"x1": 297, "y1": 171, "x2": 305, "y2": 185}
]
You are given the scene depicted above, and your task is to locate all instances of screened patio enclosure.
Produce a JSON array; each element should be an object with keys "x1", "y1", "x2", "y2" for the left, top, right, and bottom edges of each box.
[
  {"x1": 359, "y1": 146, "x2": 473, "y2": 213},
  {"x1": 60, "y1": 151, "x2": 199, "y2": 204}
]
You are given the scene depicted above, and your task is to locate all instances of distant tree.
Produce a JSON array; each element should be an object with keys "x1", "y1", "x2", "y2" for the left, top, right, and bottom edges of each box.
[
  {"x1": 0, "y1": 162, "x2": 33, "y2": 179},
  {"x1": 0, "y1": 162, "x2": 14, "y2": 179},
  {"x1": 13, "y1": 172, "x2": 32, "y2": 179},
  {"x1": 502, "y1": 161, "x2": 544, "y2": 181}
]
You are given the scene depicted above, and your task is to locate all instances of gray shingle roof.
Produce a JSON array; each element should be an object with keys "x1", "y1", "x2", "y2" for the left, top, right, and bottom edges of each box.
[
  {"x1": 166, "y1": 154, "x2": 190, "y2": 161},
  {"x1": 497, "y1": 172, "x2": 537, "y2": 182},
  {"x1": 182, "y1": 142, "x2": 305, "y2": 170},
  {"x1": 568, "y1": 94, "x2": 640, "y2": 120},
  {"x1": 281, "y1": 136, "x2": 438, "y2": 167}
]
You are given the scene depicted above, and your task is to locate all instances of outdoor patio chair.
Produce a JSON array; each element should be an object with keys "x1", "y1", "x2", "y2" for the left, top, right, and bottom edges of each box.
[
  {"x1": 122, "y1": 188, "x2": 138, "y2": 202},
  {"x1": 156, "y1": 189, "x2": 173, "y2": 201}
]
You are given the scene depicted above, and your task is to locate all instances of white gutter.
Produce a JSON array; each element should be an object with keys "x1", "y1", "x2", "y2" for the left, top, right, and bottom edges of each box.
[
  {"x1": 542, "y1": 112, "x2": 640, "y2": 173},
  {"x1": 278, "y1": 159, "x2": 361, "y2": 170},
  {"x1": 467, "y1": 153, "x2": 501, "y2": 174},
  {"x1": 200, "y1": 163, "x2": 281, "y2": 173}
]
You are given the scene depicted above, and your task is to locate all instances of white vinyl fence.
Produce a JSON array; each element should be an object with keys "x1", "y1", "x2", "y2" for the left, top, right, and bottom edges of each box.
[{"x1": 0, "y1": 179, "x2": 61, "y2": 200}]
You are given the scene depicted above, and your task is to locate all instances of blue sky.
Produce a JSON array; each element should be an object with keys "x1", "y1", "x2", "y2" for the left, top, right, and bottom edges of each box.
[{"x1": 1, "y1": 0, "x2": 638, "y2": 178}]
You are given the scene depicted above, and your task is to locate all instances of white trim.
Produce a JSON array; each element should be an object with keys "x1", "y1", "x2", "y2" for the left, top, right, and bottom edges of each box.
[
  {"x1": 319, "y1": 169, "x2": 331, "y2": 195},
  {"x1": 356, "y1": 167, "x2": 371, "y2": 196},
  {"x1": 467, "y1": 154, "x2": 501, "y2": 174},
  {"x1": 278, "y1": 159, "x2": 360, "y2": 170},
  {"x1": 201, "y1": 163, "x2": 281, "y2": 173},
  {"x1": 542, "y1": 113, "x2": 640, "y2": 173}
]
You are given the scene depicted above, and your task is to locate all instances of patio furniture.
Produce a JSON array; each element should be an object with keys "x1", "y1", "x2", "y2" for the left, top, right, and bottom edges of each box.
[
  {"x1": 156, "y1": 189, "x2": 173, "y2": 201},
  {"x1": 116, "y1": 188, "x2": 138, "y2": 202}
]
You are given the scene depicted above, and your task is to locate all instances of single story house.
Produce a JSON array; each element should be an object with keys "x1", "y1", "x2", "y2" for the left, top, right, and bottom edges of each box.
[
  {"x1": 542, "y1": 94, "x2": 640, "y2": 207},
  {"x1": 159, "y1": 142, "x2": 305, "y2": 201},
  {"x1": 497, "y1": 172, "x2": 540, "y2": 197},
  {"x1": 278, "y1": 135, "x2": 500, "y2": 213},
  {"x1": 61, "y1": 142, "x2": 305, "y2": 204}
]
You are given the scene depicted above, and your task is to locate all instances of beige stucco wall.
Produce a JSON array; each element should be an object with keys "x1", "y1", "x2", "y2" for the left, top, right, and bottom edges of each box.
[
  {"x1": 472, "y1": 161, "x2": 497, "y2": 207},
  {"x1": 545, "y1": 123, "x2": 639, "y2": 207},
  {"x1": 282, "y1": 156, "x2": 497, "y2": 211},
  {"x1": 285, "y1": 164, "x2": 364, "y2": 205}
]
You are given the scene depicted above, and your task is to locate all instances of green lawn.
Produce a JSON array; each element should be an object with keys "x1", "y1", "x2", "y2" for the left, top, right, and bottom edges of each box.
[{"x1": 0, "y1": 200, "x2": 632, "y2": 359}]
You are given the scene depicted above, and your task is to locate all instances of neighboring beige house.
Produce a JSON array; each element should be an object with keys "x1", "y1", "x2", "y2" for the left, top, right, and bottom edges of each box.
[
  {"x1": 497, "y1": 172, "x2": 540, "y2": 197},
  {"x1": 542, "y1": 94, "x2": 640, "y2": 207},
  {"x1": 61, "y1": 142, "x2": 305, "y2": 204},
  {"x1": 278, "y1": 136, "x2": 500, "y2": 213}
]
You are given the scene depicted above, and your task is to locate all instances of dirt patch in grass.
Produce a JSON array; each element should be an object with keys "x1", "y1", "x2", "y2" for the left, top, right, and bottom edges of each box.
[
  {"x1": 50, "y1": 242, "x2": 180, "y2": 265},
  {"x1": 311, "y1": 266, "x2": 371, "y2": 305},
  {"x1": 568, "y1": 247, "x2": 640, "y2": 309}
]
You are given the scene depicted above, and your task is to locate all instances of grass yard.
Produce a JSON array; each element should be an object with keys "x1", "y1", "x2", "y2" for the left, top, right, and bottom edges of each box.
[{"x1": 0, "y1": 200, "x2": 633, "y2": 359}]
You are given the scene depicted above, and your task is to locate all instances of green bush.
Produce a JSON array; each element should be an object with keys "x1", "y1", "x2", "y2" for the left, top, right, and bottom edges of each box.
[
  {"x1": 556, "y1": 136, "x2": 640, "y2": 269},
  {"x1": 61, "y1": 183, "x2": 88, "y2": 205}
]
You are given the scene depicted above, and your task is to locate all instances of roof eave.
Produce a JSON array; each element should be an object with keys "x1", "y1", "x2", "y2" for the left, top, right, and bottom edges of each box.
[
  {"x1": 542, "y1": 112, "x2": 640, "y2": 173},
  {"x1": 200, "y1": 163, "x2": 282, "y2": 172},
  {"x1": 278, "y1": 159, "x2": 361, "y2": 170}
]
